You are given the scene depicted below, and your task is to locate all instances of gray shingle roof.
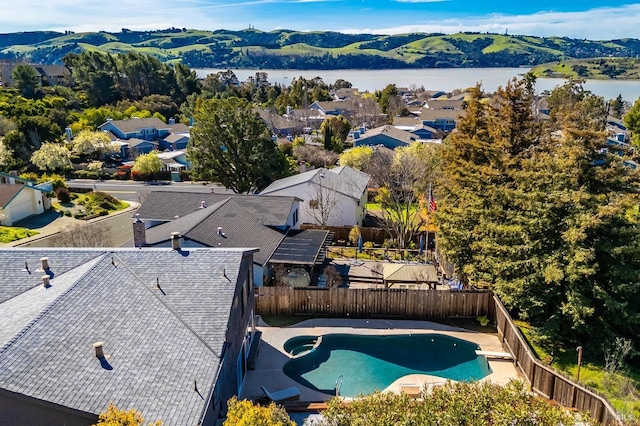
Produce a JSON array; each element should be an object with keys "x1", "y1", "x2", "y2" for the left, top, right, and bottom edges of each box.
[
  {"x1": 0, "y1": 249, "x2": 106, "y2": 304},
  {"x1": 144, "y1": 199, "x2": 282, "y2": 265},
  {"x1": 100, "y1": 117, "x2": 170, "y2": 133},
  {"x1": 135, "y1": 191, "x2": 296, "y2": 227},
  {"x1": 0, "y1": 248, "x2": 251, "y2": 425},
  {"x1": 261, "y1": 166, "x2": 369, "y2": 202}
]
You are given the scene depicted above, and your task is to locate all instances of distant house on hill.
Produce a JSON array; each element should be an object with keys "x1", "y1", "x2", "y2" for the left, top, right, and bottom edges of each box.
[
  {"x1": 0, "y1": 247, "x2": 258, "y2": 425},
  {"x1": 0, "y1": 64, "x2": 73, "y2": 87}
]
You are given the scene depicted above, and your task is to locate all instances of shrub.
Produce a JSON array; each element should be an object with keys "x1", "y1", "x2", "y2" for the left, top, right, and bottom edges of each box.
[
  {"x1": 55, "y1": 187, "x2": 71, "y2": 203},
  {"x1": 364, "y1": 241, "x2": 375, "y2": 249},
  {"x1": 40, "y1": 173, "x2": 67, "y2": 189},
  {"x1": 64, "y1": 211, "x2": 72, "y2": 217}
]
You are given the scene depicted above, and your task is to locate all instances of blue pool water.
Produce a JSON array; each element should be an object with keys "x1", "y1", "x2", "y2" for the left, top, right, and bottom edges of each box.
[{"x1": 283, "y1": 333, "x2": 491, "y2": 397}]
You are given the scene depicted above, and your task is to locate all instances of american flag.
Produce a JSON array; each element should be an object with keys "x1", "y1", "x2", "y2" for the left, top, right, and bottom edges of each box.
[{"x1": 428, "y1": 187, "x2": 436, "y2": 212}]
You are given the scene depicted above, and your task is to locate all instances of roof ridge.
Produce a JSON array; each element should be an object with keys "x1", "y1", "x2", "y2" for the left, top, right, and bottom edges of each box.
[
  {"x1": 112, "y1": 253, "x2": 222, "y2": 358},
  {"x1": 0, "y1": 253, "x2": 109, "y2": 355}
]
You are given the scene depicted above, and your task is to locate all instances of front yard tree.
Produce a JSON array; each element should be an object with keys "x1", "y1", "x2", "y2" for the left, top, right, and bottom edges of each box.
[
  {"x1": 72, "y1": 130, "x2": 119, "y2": 159},
  {"x1": 188, "y1": 97, "x2": 290, "y2": 193},
  {"x1": 132, "y1": 151, "x2": 162, "y2": 179},
  {"x1": 30, "y1": 142, "x2": 71, "y2": 171}
]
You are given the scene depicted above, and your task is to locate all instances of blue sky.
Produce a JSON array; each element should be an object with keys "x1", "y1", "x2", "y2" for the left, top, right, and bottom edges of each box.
[{"x1": 2, "y1": 1, "x2": 640, "y2": 40}]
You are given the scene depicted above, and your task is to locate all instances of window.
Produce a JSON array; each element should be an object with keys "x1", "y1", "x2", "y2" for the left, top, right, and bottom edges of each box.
[
  {"x1": 293, "y1": 208, "x2": 299, "y2": 225},
  {"x1": 309, "y1": 199, "x2": 319, "y2": 209}
]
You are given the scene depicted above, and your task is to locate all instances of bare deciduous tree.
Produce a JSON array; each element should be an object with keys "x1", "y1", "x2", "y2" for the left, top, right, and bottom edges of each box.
[
  {"x1": 49, "y1": 222, "x2": 113, "y2": 247},
  {"x1": 306, "y1": 171, "x2": 342, "y2": 229}
]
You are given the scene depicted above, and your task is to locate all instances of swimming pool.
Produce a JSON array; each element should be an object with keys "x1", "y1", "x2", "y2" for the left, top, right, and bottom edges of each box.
[{"x1": 282, "y1": 333, "x2": 491, "y2": 397}]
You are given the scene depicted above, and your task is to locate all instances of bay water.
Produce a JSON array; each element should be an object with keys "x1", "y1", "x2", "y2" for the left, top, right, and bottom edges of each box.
[{"x1": 195, "y1": 68, "x2": 640, "y2": 102}]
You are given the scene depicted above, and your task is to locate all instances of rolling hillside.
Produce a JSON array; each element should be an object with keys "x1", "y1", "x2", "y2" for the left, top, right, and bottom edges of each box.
[{"x1": 1, "y1": 28, "x2": 640, "y2": 70}]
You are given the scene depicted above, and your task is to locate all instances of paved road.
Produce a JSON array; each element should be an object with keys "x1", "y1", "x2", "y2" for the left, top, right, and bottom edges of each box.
[{"x1": 18, "y1": 207, "x2": 138, "y2": 248}]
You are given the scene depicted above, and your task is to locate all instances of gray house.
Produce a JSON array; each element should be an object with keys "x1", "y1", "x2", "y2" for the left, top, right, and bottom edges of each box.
[{"x1": 0, "y1": 247, "x2": 258, "y2": 426}]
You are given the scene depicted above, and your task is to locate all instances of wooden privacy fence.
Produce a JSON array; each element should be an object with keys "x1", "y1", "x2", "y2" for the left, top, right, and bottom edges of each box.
[
  {"x1": 493, "y1": 297, "x2": 619, "y2": 425},
  {"x1": 255, "y1": 286, "x2": 494, "y2": 320},
  {"x1": 255, "y1": 286, "x2": 620, "y2": 424}
]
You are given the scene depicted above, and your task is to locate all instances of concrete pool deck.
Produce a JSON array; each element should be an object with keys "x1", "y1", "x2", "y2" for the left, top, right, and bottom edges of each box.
[{"x1": 239, "y1": 317, "x2": 522, "y2": 402}]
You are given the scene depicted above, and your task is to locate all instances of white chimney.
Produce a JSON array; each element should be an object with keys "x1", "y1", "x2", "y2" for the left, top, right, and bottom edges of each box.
[
  {"x1": 40, "y1": 257, "x2": 49, "y2": 270},
  {"x1": 42, "y1": 275, "x2": 50, "y2": 288},
  {"x1": 171, "y1": 232, "x2": 181, "y2": 250},
  {"x1": 93, "y1": 341, "x2": 105, "y2": 358}
]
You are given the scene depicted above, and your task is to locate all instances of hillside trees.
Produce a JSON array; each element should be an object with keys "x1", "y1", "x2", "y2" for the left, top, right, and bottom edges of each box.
[
  {"x1": 64, "y1": 51, "x2": 198, "y2": 107},
  {"x1": 12, "y1": 64, "x2": 40, "y2": 98},
  {"x1": 188, "y1": 97, "x2": 290, "y2": 193},
  {"x1": 436, "y1": 77, "x2": 640, "y2": 350}
]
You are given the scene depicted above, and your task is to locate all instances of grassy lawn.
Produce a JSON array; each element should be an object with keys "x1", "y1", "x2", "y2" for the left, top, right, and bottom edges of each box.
[
  {"x1": 260, "y1": 315, "x2": 314, "y2": 327},
  {"x1": 0, "y1": 226, "x2": 39, "y2": 243},
  {"x1": 515, "y1": 320, "x2": 640, "y2": 419}
]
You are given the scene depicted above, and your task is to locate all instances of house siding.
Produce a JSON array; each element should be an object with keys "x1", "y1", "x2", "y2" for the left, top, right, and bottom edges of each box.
[{"x1": 209, "y1": 253, "x2": 256, "y2": 423}]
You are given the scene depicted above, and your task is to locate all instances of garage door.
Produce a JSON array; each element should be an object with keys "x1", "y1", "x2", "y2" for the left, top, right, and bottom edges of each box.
[{"x1": 9, "y1": 198, "x2": 34, "y2": 223}]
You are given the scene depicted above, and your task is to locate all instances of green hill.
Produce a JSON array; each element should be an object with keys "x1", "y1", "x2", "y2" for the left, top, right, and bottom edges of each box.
[{"x1": 2, "y1": 28, "x2": 640, "y2": 71}]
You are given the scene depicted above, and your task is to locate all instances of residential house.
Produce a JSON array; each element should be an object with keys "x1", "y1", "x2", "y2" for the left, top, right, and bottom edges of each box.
[
  {"x1": 417, "y1": 108, "x2": 464, "y2": 132},
  {"x1": 132, "y1": 192, "x2": 331, "y2": 286},
  {"x1": 0, "y1": 173, "x2": 52, "y2": 226},
  {"x1": 309, "y1": 101, "x2": 352, "y2": 117},
  {"x1": 0, "y1": 64, "x2": 73, "y2": 87},
  {"x1": 392, "y1": 117, "x2": 439, "y2": 140},
  {"x1": 352, "y1": 124, "x2": 419, "y2": 149},
  {"x1": 260, "y1": 166, "x2": 369, "y2": 227},
  {"x1": 98, "y1": 118, "x2": 190, "y2": 158},
  {"x1": 157, "y1": 150, "x2": 190, "y2": 171},
  {"x1": 254, "y1": 108, "x2": 300, "y2": 137},
  {"x1": 0, "y1": 247, "x2": 258, "y2": 425}
]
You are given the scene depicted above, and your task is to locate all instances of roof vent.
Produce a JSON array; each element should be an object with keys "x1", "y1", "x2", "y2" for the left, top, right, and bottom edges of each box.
[
  {"x1": 93, "y1": 342, "x2": 105, "y2": 358},
  {"x1": 40, "y1": 257, "x2": 49, "y2": 270},
  {"x1": 217, "y1": 227, "x2": 225, "y2": 237},
  {"x1": 200, "y1": 200, "x2": 207, "y2": 209},
  {"x1": 42, "y1": 275, "x2": 51, "y2": 288},
  {"x1": 171, "y1": 231, "x2": 181, "y2": 250}
]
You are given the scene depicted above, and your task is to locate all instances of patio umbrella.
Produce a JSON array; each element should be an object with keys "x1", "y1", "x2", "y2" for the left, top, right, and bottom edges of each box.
[
  {"x1": 419, "y1": 234, "x2": 424, "y2": 254},
  {"x1": 358, "y1": 235, "x2": 363, "y2": 253}
]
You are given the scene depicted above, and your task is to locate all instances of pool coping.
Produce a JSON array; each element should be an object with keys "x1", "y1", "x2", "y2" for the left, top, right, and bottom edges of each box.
[{"x1": 239, "y1": 317, "x2": 522, "y2": 403}]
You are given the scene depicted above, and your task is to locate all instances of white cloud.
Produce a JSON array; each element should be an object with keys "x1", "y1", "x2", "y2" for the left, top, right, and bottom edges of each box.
[{"x1": 342, "y1": 4, "x2": 640, "y2": 39}]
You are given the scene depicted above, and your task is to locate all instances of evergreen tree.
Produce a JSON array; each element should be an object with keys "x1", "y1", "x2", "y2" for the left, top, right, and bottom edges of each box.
[{"x1": 188, "y1": 97, "x2": 290, "y2": 193}]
